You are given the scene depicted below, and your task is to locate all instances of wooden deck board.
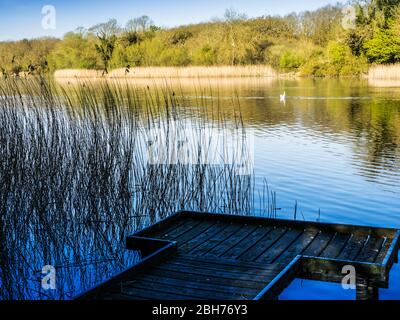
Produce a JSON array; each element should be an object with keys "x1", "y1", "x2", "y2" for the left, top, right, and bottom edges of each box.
[
  {"x1": 158, "y1": 218, "x2": 201, "y2": 239},
  {"x1": 121, "y1": 279, "x2": 251, "y2": 300},
  {"x1": 319, "y1": 232, "x2": 351, "y2": 258},
  {"x1": 237, "y1": 227, "x2": 286, "y2": 261},
  {"x1": 78, "y1": 211, "x2": 400, "y2": 301},
  {"x1": 255, "y1": 229, "x2": 303, "y2": 263},
  {"x1": 131, "y1": 274, "x2": 262, "y2": 295},
  {"x1": 274, "y1": 229, "x2": 319, "y2": 264},
  {"x1": 375, "y1": 237, "x2": 390, "y2": 263},
  {"x1": 205, "y1": 224, "x2": 258, "y2": 257},
  {"x1": 173, "y1": 220, "x2": 216, "y2": 245},
  {"x1": 115, "y1": 286, "x2": 200, "y2": 300},
  {"x1": 179, "y1": 222, "x2": 230, "y2": 253},
  {"x1": 136, "y1": 267, "x2": 270, "y2": 289},
  {"x1": 356, "y1": 236, "x2": 384, "y2": 263},
  {"x1": 175, "y1": 253, "x2": 282, "y2": 271},
  {"x1": 154, "y1": 263, "x2": 275, "y2": 283},
  {"x1": 188, "y1": 223, "x2": 242, "y2": 256},
  {"x1": 303, "y1": 231, "x2": 334, "y2": 257},
  {"x1": 221, "y1": 226, "x2": 273, "y2": 260},
  {"x1": 163, "y1": 259, "x2": 281, "y2": 278},
  {"x1": 337, "y1": 233, "x2": 368, "y2": 261}
]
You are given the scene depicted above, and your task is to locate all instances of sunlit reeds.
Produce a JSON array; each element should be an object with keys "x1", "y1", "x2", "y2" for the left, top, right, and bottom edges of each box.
[
  {"x1": 54, "y1": 65, "x2": 277, "y2": 79},
  {"x1": 368, "y1": 64, "x2": 400, "y2": 80}
]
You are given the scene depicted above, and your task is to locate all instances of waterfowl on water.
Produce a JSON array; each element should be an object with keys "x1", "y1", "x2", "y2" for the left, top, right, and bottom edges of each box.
[{"x1": 280, "y1": 91, "x2": 286, "y2": 103}]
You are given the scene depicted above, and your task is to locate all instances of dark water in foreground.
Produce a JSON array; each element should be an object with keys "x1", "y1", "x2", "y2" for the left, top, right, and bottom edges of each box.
[{"x1": 1, "y1": 77, "x2": 399, "y2": 299}]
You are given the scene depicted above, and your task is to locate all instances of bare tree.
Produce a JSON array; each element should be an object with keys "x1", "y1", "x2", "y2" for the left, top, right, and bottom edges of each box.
[
  {"x1": 126, "y1": 15, "x2": 154, "y2": 32},
  {"x1": 89, "y1": 19, "x2": 120, "y2": 75},
  {"x1": 224, "y1": 8, "x2": 247, "y2": 65}
]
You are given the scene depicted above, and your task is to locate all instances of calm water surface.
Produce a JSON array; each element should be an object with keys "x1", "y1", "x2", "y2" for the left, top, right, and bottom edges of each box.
[{"x1": 179, "y1": 77, "x2": 400, "y2": 299}]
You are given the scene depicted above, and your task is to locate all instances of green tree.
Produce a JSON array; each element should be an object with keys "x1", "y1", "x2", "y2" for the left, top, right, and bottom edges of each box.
[
  {"x1": 347, "y1": 0, "x2": 400, "y2": 56},
  {"x1": 279, "y1": 50, "x2": 304, "y2": 71},
  {"x1": 48, "y1": 31, "x2": 98, "y2": 69},
  {"x1": 364, "y1": 28, "x2": 400, "y2": 63}
]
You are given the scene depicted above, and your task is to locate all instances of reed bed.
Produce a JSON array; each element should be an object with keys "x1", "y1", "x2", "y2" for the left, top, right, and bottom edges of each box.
[
  {"x1": 55, "y1": 75, "x2": 277, "y2": 89},
  {"x1": 54, "y1": 65, "x2": 277, "y2": 79},
  {"x1": 0, "y1": 77, "x2": 279, "y2": 300},
  {"x1": 368, "y1": 64, "x2": 400, "y2": 79}
]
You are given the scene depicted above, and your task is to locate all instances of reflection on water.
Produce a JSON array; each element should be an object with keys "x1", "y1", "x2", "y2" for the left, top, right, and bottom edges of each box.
[
  {"x1": 176, "y1": 78, "x2": 400, "y2": 226},
  {"x1": 1, "y1": 77, "x2": 400, "y2": 300}
]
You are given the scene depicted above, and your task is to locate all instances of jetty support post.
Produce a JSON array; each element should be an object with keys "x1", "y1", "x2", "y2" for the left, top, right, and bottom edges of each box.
[{"x1": 356, "y1": 277, "x2": 379, "y2": 300}]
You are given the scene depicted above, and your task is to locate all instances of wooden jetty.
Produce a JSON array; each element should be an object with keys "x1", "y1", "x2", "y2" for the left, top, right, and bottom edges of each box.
[{"x1": 77, "y1": 211, "x2": 400, "y2": 300}]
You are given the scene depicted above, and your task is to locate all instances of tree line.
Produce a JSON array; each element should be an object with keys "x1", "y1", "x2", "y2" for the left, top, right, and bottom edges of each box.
[{"x1": 1, "y1": 0, "x2": 400, "y2": 77}]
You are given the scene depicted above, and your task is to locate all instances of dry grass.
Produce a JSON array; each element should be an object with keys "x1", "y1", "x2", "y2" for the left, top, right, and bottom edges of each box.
[
  {"x1": 368, "y1": 64, "x2": 400, "y2": 80},
  {"x1": 53, "y1": 69, "x2": 103, "y2": 78},
  {"x1": 54, "y1": 65, "x2": 277, "y2": 79},
  {"x1": 55, "y1": 75, "x2": 277, "y2": 89}
]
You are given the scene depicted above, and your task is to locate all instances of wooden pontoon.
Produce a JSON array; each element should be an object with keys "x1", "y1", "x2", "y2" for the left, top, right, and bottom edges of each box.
[{"x1": 76, "y1": 211, "x2": 400, "y2": 300}]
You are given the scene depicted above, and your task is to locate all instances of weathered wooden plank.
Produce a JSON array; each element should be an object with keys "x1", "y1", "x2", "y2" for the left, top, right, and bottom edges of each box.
[
  {"x1": 121, "y1": 279, "x2": 248, "y2": 300},
  {"x1": 274, "y1": 229, "x2": 319, "y2": 264},
  {"x1": 145, "y1": 217, "x2": 189, "y2": 239},
  {"x1": 178, "y1": 222, "x2": 230, "y2": 253},
  {"x1": 159, "y1": 218, "x2": 203, "y2": 240},
  {"x1": 356, "y1": 236, "x2": 384, "y2": 263},
  {"x1": 302, "y1": 231, "x2": 335, "y2": 257},
  {"x1": 154, "y1": 263, "x2": 276, "y2": 283},
  {"x1": 117, "y1": 285, "x2": 200, "y2": 300},
  {"x1": 163, "y1": 259, "x2": 280, "y2": 278},
  {"x1": 255, "y1": 229, "x2": 303, "y2": 263},
  {"x1": 173, "y1": 220, "x2": 216, "y2": 245},
  {"x1": 337, "y1": 233, "x2": 368, "y2": 261},
  {"x1": 375, "y1": 237, "x2": 390, "y2": 264},
  {"x1": 174, "y1": 253, "x2": 282, "y2": 271},
  {"x1": 140, "y1": 267, "x2": 270, "y2": 289},
  {"x1": 221, "y1": 226, "x2": 273, "y2": 260},
  {"x1": 134, "y1": 211, "x2": 186, "y2": 237},
  {"x1": 182, "y1": 211, "x2": 397, "y2": 238},
  {"x1": 381, "y1": 232, "x2": 400, "y2": 270},
  {"x1": 205, "y1": 224, "x2": 258, "y2": 257},
  {"x1": 129, "y1": 274, "x2": 260, "y2": 297},
  {"x1": 319, "y1": 232, "x2": 351, "y2": 258},
  {"x1": 237, "y1": 227, "x2": 287, "y2": 261},
  {"x1": 188, "y1": 223, "x2": 241, "y2": 256}
]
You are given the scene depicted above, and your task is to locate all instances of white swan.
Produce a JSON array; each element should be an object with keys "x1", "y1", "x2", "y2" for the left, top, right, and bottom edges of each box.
[{"x1": 280, "y1": 91, "x2": 286, "y2": 103}]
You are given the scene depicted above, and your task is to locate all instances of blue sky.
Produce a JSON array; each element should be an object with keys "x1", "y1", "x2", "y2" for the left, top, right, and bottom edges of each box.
[{"x1": 0, "y1": 0, "x2": 344, "y2": 41}]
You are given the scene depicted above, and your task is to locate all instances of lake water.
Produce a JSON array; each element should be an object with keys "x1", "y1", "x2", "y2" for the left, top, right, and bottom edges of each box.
[
  {"x1": 226, "y1": 78, "x2": 400, "y2": 299},
  {"x1": 1, "y1": 77, "x2": 399, "y2": 299},
  {"x1": 211, "y1": 78, "x2": 400, "y2": 226}
]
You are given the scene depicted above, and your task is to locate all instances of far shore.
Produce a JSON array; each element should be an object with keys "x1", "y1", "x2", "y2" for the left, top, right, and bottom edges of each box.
[
  {"x1": 2, "y1": 65, "x2": 400, "y2": 88},
  {"x1": 50, "y1": 64, "x2": 400, "y2": 88},
  {"x1": 53, "y1": 66, "x2": 284, "y2": 79}
]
